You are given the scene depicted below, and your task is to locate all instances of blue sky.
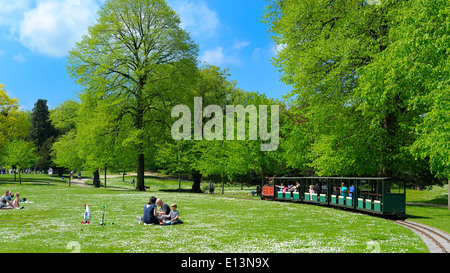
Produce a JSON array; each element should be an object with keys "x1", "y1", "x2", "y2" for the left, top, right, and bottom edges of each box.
[{"x1": 0, "y1": 0, "x2": 290, "y2": 110}]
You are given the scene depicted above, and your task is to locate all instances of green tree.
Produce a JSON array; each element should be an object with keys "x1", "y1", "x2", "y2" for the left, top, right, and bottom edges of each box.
[
  {"x1": 196, "y1": 140, "x2": 251, "y2": 194},
  {"x1": 50, "y1": 99, "x2": 80, "y2": 135},
  {"x1": 27, "y1": 99, "x2": 57, "y2": 169},
  {"x1": 75, "y1": 91, "x2": 119, "y2": 188},
  {"x1": 68, "y1": 0, "x2": 198, "y2": 191},
  {"x1": 1, "y1": 139, "x2": 38, "y2": 184},
  {"x1": 0, "y1": 84, "x2": 29, "y2": 150},
  {"x1": 263, "y1": 0, "x2": 445, "y2": 184},
  {"x1": 263, "y1": 0, "x2": 394, "y2": 177},
  {"x1": 356, "y1": 0, "x2": 449, "y2": 184},
  {"x1": 354, "y1": 0, "x2": 449, "y2": 205},
  {"x1": 52, "y1": 131, "x2": 84, "y2": 186}
]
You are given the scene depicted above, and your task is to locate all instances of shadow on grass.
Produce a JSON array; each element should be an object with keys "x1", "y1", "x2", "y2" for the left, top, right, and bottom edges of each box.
[
  {"x1": 159, "y1": 189, "x2": 195, "y2": 193},
  {"x1": 0, "y1": 181, "x2": 59, "y2": 187},
  {"x1": 405, "y1": 214, "x2": 432, "y2": 220}
]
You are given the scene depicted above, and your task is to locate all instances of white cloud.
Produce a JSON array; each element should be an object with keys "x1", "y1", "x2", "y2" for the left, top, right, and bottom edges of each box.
[
  {"x1": 200, "y1": 46, "x2": 225, "y2": 65},
  {"x1": 0, "y1": 0, "x2": 33, "y2": 27},
  {"x1": 18, "y1": 0, "x2": 100, "y2": 58},
  {"x1": 13, "y1": 52, "x2": 26, "y2": 63},
  {"x1": 200, "y1": 45, "x2": 245, "y2": 67},
  {"x1": 168, "y1": 0, "x2": 220, "y2": 38},
  {"x1": 233, "y1": 40, "x2": 251, "y2": 50}
]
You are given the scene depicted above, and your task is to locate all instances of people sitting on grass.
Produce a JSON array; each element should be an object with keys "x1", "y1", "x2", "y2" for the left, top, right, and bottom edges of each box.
[
  {"x1": 0, "y1": 190, "x2": 24, "y2": 210},
  {"x1": 142, "y1": 196, "x2": 159, "y2": 225},
  {"x1": 0, "y1": 190, "x2": 13, "y2": 209},
  {"x1": 156, "y1": 198, "x2": 170, "y2": 222},
  {"x1": 161, "y1": 203, "x2": 183, "y2": 226},
  {"x1": 11, "y1": 193, "x2": 24, "y2": 209}
]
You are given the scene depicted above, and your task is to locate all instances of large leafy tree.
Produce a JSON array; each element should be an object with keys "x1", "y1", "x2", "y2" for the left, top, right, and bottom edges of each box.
[
  {"x1": 263, "y1": 0, "x2": 446, "y2": 184},
  {"x1": 0, "y1": 84, "x2": 29, "y2": 150},
  {"x1": 263, "y1": 0, "x2": 395, "y2": 177},
  {"x1": 356, "y1": 0, "x2": 449, "y2": 205},
  {"x1": 68, "y1": 0, "x2": 198, "y2": 191}
]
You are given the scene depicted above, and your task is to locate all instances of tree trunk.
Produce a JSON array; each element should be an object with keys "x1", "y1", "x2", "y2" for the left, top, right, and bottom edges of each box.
[
  {"x1": 93, "y1": 169, "x2": 100, "y2": 188},
  {"x1": 191, "y1": 172, "x2": 202, "y2": 193},
  {"x1": 221, "y1": 173, "x2": 225, "y2": 195},
  {"x1": 380, "y1": 110, "x2": 398, "y2": 177},
  {"x1": 136, "y1": 153, "x2": 146, "y2": 191}
]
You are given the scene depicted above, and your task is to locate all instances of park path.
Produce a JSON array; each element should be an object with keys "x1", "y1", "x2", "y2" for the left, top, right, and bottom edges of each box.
[{"x1": 63, "y1": 174, "x2": 125, "y2": 188}]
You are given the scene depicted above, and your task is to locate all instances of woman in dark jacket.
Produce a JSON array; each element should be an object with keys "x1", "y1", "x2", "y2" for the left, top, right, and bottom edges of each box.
[{"x1": 142, "y1": 196, "x2": 160, "y2": 225}]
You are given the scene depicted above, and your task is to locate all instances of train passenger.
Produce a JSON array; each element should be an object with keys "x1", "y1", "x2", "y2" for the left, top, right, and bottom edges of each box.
[
  {"x1": 314, "y1": 182, "x2": 321, "y2": 195},
  {"x1": 276, "y1": 183, "x2": 286, "y2": 193},
  {"x1": 309, "y1": 185, "x2": 315, "y2": 194},
  {"x1": 333, "y1": 187, "x2": 340, "y2": 196},
  {"x1": 341, "y1": 183, "x2": 349, "y2": 198},
  {"x1": 290, "y1": 181, "x2": 301, "y2": 193},
  {"x1": 349, "y1": 184, "x2": 355, "y2": 198}
]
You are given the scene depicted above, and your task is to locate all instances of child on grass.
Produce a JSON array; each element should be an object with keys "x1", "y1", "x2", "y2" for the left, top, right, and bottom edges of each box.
[
  {"x1": 12, "y1": 193, "x2": 24, "y2": 209},
  {"x1": 162, "y1": 203, "x2": 183, "y2": 225}
]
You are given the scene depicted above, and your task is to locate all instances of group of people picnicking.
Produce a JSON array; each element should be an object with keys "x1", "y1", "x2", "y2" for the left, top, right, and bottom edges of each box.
[
  {"x1": 276, "y1": 181, "x2": 355, "y2": 198},
  {"x1": 0, "y1": 190, "x2": 25, "y2": 210},
  {"x1": 139, "y1": 196, "x2": 183, "y2": 226}
]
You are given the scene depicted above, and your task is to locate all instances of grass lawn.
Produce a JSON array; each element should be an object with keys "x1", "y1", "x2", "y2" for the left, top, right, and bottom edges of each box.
[
  {"x1": 405, "y1": 184, "x2": 450, "y2": 234},
  {"x1": 0, "y1": 174, "x2": 433, "y2": 253}
]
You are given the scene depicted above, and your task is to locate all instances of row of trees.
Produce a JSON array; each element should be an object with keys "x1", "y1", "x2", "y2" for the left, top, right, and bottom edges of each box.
[
  {"x1": 262, "y1": 0, "x2": 449, "y2": 185},
  {"x1": 0, "y1": 93, "x2": 62, "y2": 183},
  {"x1": 1, "y1": 0, "x2": 448, "y2": 198}
]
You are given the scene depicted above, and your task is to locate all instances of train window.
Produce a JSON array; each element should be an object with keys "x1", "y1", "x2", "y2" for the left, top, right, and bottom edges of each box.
[{"x1": 385, "y1": 180, "x2": 405, "y2": 194}]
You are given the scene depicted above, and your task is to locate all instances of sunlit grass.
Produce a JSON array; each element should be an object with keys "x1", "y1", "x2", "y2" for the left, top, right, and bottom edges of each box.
[{"x1": 0, "y1": 176, "x2": 428, "y2": 253}]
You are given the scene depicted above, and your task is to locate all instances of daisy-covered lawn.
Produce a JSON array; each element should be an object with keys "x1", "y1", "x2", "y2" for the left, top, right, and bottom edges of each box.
[{"x1": 0, "y1": 180, "x2": 427, "y2": 253}]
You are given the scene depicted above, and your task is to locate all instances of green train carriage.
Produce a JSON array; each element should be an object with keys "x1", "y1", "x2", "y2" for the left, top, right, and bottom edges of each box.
[{"x1": 262, "y1": 177, "x2": 406, "y2": 217}]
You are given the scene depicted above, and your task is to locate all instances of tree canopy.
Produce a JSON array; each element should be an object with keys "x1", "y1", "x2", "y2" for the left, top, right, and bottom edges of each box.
[{"x1": 67, "y1": 0, "x2": 199, "y2": 191}]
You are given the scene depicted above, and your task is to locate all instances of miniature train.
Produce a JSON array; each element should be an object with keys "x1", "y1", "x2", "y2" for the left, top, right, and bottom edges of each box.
[{"x1": 262, "y1": 177, "x2": 406, "y2": 217}]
